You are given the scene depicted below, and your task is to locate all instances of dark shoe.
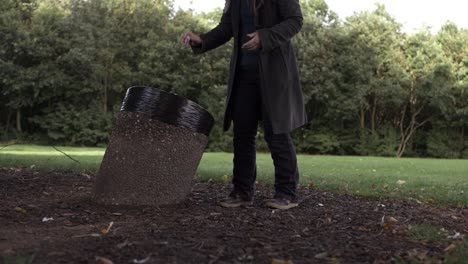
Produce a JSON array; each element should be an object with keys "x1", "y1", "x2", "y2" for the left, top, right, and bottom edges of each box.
[
  {"x1": 265, "y1": 197, "x2": 298, "y2": 210},
  {"x1": 219, "y1": 192, "x2": 253, "y2": 208}
]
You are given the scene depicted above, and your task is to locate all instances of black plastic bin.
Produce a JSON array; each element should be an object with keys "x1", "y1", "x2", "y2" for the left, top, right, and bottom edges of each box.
[{"x1": 94, "y1": 86, "x2": 214, "y2": 206}]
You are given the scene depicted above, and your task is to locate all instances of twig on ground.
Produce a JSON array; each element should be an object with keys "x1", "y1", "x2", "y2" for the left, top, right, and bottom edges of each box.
[{"x1": 51, "y1": 146, "x2": 81, "y2": 164}]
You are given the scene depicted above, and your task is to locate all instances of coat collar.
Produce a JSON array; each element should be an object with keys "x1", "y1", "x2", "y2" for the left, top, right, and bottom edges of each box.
[
  {"x1": 255, "y1": 0, "x2": 264, "y2": 11},
  {"x1": 233, "y1": 0, "x2": 265, "y2": 33}
]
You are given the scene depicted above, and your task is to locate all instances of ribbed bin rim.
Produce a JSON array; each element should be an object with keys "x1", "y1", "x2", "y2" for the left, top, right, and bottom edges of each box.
[{"x1": 120, "y1": 86, "x2": 214, "y2": 136}]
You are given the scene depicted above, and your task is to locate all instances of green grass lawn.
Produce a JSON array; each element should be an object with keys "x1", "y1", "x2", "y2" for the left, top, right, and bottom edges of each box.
[{"x1": 1, "y1": 144, "x2": 467, "y2": 206}]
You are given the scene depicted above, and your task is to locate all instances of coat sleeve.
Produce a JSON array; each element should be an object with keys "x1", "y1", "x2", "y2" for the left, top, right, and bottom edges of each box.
[
  {"x1": 257, "y1": 0, "x2": 303, "y2": 53},
  {"x1": 192, "y1": 1, "x2": 233, "y2": 54}
]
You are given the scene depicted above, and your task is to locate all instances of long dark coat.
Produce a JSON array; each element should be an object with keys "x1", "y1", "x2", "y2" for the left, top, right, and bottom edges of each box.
[{"x1": 192, "y1": 0, "x2": 307, "y2": 134}]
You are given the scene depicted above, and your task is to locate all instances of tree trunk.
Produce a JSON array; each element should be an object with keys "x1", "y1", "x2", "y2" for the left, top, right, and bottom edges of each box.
[
  {"x1": 360, "y1": 106, "x2": 365, "y2": 130},
  {"x1": 16, "y1": 109, "x2": 22, "y2": 133},
  {"x1": 371, "y1": 97, "x2": 377, "y2": 133},
  {"x1": 396, "y1": 105, "x2": 407, "y2": 158},
  {"x1": 460, "y1": 126, "x2": 465, "y2": 158},
  {"x1": 396, "y1": 108, "x2": 429, "y2": 158},
  {"x1": 103, "y1": 85, "x2": 107, "y2": 113},
  {"x1": 5, "y1": 109, "x2": 12, "y2": 134}
]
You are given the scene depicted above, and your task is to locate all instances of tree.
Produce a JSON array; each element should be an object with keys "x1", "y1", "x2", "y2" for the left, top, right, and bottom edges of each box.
[{"x1": 395, "y1": 30, "x2": 453, "y2": 157}]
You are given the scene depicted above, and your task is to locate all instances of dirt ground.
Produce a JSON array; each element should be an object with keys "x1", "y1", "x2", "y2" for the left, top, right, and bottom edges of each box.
[{"x1": 0, "y1": 168, "x2": 466, "y2": 264}]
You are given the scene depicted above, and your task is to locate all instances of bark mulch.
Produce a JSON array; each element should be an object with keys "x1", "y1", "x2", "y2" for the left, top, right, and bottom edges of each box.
[{"x1": 0, "y1": 168, "x2": 466, "y2": 264}]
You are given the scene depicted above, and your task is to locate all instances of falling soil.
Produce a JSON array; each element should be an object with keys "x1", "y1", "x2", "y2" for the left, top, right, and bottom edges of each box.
[
  {"x1": 0, "y1": 168, "x2": 466, "y2": 263},
  {"x1": 95, "y1": 112, "x2": 208, "y2": 206}
]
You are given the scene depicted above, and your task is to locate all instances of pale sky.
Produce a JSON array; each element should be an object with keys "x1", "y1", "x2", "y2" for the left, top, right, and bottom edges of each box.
[{"x1": 173, "y1": 0, "x2": 468, "y2": 33}]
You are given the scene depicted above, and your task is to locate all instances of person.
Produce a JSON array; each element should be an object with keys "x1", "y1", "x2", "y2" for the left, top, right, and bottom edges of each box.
[{"x1": 181, "y1": 0, "x2": 307, "y2": 210}]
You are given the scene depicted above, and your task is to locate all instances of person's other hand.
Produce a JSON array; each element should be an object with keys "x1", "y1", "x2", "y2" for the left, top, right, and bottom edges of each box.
[
  {"x1": 242, "y1": 32, "x2": 261, "y2": 51},
  {"x1": 181, "y1": 32, "x2": 202, "y2": 47}
]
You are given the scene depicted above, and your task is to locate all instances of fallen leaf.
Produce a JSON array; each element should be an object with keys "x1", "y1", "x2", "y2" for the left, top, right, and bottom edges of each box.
[
  {"x1": 314, "y1": 252, "x2": 328, "y2": 259},
  {"x1": 272, "y1": 259, "x2": 293, "y2": 264},
  {"x1": 447, "y1": 232, "x2": 463, "y2": 240},
  {"x1": 96, "y1": 256, "x2": 113, "y2": 264},
  {"x1": 407, "y1": 248, "x2": 428, "y2": 260},
  {"x1": 132, "y1": 256, "x2": 151, "y2": 264},
  {"x1": 444, "y1": 244, "x2": 457, "y2": 252},
  {"x1": 396, "y1": 180, "x2": 406, "y2": 185},
  {"x1": 383, "y1": 223, "x2": 396, "y2": 230},
  {"x1": 117, "y1": 239, "x2": 130, "y2": 249},
  {"x1": 222, "y1": 175, "x2": 229, "y2": 182},
  {"x1": 14, "y1": 207, "x2": 27, "y2": 214},
  {"x1": 101, "y1": 222, "x2": 114, "y2": 235},
  {"x1": 382, "y1": 216, "x2": 398, "y2": 230},
  {"x1": 42, "y1": 217, "x2": 54, "y2": 223},
  {"x1": 357, "y1": 226, "x2": 370, "y2": 231}
]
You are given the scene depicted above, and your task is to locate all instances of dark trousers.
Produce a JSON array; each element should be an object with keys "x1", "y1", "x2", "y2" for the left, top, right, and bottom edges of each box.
[{"x1": 231, "y1": 68, "x2": 299, "y2": 200}]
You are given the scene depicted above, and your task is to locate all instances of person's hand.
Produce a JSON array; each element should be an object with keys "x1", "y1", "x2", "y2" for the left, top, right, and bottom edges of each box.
[
  {"x1": 181, "y1": 32, "x2": 202, "y2": 47},
  {"x1": 242, "y1": 32, "x2": 261, "y2": 51}
]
